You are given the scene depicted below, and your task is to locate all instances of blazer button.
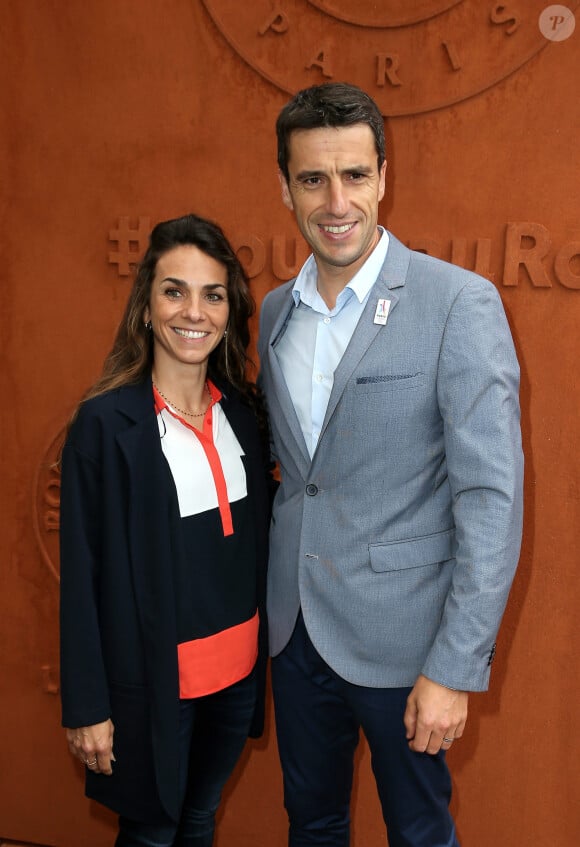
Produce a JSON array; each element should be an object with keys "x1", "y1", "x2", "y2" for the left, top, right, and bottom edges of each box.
[{"x1": 305, "y1": 484, "x2": 318, "y2": 496}]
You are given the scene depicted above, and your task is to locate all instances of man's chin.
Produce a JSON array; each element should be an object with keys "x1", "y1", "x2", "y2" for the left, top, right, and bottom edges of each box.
[{"x1": 316, "y1": 246, "x2": 364, "y2": 270}]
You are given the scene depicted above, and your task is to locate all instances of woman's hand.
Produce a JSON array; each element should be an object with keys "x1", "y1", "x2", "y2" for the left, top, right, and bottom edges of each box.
[{"x1": 66, "y1": 719, "x2": 115, "y2": 775}]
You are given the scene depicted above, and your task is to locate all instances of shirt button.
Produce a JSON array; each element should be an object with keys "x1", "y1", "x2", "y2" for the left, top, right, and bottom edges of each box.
[
  {"x1": 323, "y1": 317, "x2": 331, "y2": 324},
  {"x1": 305, "y1": 484, "x2": 318, "y2": 496},
  {"x1": 315, "y1": 373, "x2": 324, "y2": 383}
]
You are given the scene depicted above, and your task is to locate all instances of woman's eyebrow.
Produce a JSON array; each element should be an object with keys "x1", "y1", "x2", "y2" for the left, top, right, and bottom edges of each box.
[
  {"x1": 159, "y1": 278, "x2": 226, "y2": 289},
  {"x1": 161, "y1": 276, "x2": 187, "y2": 286}
]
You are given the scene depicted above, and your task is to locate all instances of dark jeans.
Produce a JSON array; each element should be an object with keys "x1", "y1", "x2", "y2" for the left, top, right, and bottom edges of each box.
[
  {"x1": 272, "y1": 614, "x2": 459, "y2": 847},
  {"x1": 115, "y1": 668, "x2": 256, "y2": 847}
]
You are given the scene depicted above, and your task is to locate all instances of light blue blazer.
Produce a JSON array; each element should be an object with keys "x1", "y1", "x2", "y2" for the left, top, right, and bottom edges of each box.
[{"x1": 258, "y1": 233, "x2": 523, "y2": 692}]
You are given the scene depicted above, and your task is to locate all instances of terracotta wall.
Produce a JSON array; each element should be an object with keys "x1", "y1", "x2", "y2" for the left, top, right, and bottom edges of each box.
[{"x1": 1, "y1": 1, "x2": 579, "y2": 844}]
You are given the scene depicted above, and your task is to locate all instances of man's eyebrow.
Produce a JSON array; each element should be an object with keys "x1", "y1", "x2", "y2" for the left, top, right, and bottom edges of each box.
[
  {"x1": 294, "y1": 169, "x2": 325, "y2": 181},
  {"x1": 294, "y1": 165, "x2": 375, "y2": 180},
  {"x1": 343, "y1": 164, "x2": 374, "y2": 175}
]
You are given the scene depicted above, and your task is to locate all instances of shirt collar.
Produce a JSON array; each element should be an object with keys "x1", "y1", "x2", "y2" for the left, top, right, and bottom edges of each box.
[{"x1": 291, "y1": 227, "x2": 389, "y2": 311}]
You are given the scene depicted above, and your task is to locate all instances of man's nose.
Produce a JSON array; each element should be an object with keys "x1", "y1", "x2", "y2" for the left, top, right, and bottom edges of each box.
[{"x1": 327, "y1": 180, "x2": 348, "y2": 217}]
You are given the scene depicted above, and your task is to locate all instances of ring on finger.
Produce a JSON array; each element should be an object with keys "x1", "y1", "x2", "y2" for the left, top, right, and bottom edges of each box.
[{"x1": 442, "y1": 737, "x2": 455, "y2": 743}]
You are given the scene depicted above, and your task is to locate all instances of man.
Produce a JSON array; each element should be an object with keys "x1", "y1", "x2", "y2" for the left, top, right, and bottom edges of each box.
[{"x1": 258, "y1": 82, "x2": 523, "y2": 847}]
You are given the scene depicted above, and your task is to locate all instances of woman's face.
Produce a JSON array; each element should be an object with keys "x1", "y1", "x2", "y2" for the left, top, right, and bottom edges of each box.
[{"x1": 144, "y1": 245, "x2": 229, "y2": 375}]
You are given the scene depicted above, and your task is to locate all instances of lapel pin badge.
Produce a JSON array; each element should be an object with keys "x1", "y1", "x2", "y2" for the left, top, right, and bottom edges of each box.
[{"x1": 373, "y1": 298, "x2": 391, "y2": 326}]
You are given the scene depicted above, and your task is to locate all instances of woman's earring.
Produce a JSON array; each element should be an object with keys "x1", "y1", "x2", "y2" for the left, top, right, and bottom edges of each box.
[
  {"x1": 223, "y1": 328, "x2": 232, "y2": 382},
  {"x1": 145, "y1": 321, "x2": 152, "y2": 331}
]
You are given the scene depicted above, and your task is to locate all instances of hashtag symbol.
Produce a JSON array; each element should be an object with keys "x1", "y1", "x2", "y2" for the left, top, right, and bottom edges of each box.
[{"x1": 108, "y1": 216, "x2": 151, "y2": 276}]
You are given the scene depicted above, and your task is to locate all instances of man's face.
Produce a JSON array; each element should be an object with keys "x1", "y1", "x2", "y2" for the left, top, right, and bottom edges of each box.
[{"x1": 280, "y1": 124, "x2": 386, "y2": 280}]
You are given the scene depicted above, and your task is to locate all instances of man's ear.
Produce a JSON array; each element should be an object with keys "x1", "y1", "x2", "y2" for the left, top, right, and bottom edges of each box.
[
  {"x1": 279, "y1": 170, "x2": 294, "y2": 211},
  {"x1": 378, "y1": 160, "x2": 387, "y2": 203}
]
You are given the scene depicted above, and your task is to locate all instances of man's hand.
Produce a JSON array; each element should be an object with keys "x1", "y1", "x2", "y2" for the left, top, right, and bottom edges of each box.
[
  {"x1": 66, "y1": 719, "x2": 115, "y2": 775},
  {"x1": 404, "y1": 675, "x2": 468, "y2": 754}
]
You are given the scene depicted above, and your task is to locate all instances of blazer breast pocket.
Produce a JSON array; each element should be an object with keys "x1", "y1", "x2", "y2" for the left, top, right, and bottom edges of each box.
[{"x1": 355, "y1": 372, "x2": 425, "y2": 394}]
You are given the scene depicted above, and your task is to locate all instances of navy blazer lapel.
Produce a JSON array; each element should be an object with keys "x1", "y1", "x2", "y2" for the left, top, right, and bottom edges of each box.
[
  {"x1": 114, "y1": 379, "x2": 164, "y2": 498},
  {"x1": 266, "y1": 290, "x2": 311, "y2": 471},
  {"x1": 114, "y1": 377, "x2": 157, "y2": 433},
  {"x1": 114, "y1": 378, "x2": 179, "y2": 624},
  {"x1": 114, "y1": 379, "x2": 173, "y2": 526},
  {"x1": 316, "y1": 234, "x2": 411, "y2": 450}
]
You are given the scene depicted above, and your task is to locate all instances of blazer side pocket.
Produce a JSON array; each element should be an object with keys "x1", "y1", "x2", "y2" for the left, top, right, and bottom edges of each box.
[{"x1": 369, "y1": 528, "x2": 455, "y2": 572}]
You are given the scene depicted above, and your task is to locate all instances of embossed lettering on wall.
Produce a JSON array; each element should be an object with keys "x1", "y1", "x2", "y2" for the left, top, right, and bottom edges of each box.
[
  {"x1": 108, "y1": 216, "x2": 151, "y2": 275},
  {"x1": 106, "y1": 218, "x2": 580, "y2": 289},
  {"x1": 33, "y1": 430, "x2": 64, "y2": 584},
  {"x1": 201, "y1": 0, "x2": 580, "y2": 115},
  {"x1": 410, "y1": 223, "x2": 580, "y2": 289}
]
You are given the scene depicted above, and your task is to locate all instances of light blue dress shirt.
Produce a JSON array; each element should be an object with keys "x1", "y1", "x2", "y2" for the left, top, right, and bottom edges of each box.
[{"x1": 275, "y1": 228, "x2": 390, "y2": 457}]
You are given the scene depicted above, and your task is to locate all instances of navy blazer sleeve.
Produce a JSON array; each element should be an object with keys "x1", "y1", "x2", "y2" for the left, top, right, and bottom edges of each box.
[{"x1": 60, "y1": 408, "x2": 111, "y2": 728}]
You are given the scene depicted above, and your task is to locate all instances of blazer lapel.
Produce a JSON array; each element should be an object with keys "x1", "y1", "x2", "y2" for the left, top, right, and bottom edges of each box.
[
  {"x1": 266, "y1": 292, "x2": 311, "y2": 472},
  {"x1": 114, "y1": 380, "x2": 180, "y2": 650},
  {"x1": 316, "y1": 234, "x2": 411, "y2": 449}
]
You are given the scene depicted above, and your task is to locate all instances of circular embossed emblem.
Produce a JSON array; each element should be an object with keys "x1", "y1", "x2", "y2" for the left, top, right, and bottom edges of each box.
[
  {"x1": 201, "y1": 0, "x2": 579, "y2": 115},
  {"x1": 304, "y1": 0, "x2": 463, "y2": 28}
]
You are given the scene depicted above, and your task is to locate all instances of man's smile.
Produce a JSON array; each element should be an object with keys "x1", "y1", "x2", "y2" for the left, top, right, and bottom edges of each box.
[{"x1": 319, "y1": 223, "x2": 356, "y2": 235}]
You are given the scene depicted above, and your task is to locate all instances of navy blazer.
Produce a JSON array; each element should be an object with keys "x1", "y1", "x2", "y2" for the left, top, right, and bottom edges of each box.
[{"x1": 60, "y1": 376, "x2": 270, "y2": 824}]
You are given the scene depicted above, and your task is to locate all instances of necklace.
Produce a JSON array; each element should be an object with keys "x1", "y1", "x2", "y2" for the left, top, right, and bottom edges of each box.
[{"x1": 154, "y1": 382, "x2": 212, "y2": 418}]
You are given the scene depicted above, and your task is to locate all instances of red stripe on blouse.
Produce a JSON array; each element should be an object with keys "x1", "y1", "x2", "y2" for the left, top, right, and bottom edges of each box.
[
  {"x1": 177, "y1": 611, "x2": 259, "y2": 698},
  {"x1": 153, "y1": 381, "x2": 234, "y2": 536}
]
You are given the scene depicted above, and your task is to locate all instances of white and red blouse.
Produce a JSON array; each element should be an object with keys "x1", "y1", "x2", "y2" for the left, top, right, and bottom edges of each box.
[{"x1": 153, "y1": 381, "x2": 258, "y2": 699}]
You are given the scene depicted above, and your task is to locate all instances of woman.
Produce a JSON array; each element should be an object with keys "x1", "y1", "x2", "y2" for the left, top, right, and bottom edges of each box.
[{"x1": 59, "y1": 213, "x2": 271, "y2": 846}]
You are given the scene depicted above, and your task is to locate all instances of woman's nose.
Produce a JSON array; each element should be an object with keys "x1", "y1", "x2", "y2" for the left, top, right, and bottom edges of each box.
[{"x1": 182, "y1": 294, "x2": 204, "y2": 320}]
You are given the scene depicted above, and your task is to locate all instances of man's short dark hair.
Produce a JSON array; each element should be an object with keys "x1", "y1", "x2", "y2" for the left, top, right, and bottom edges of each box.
[{"x1": 276, "y1": 82, "x2": 386, "y2": 181}]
